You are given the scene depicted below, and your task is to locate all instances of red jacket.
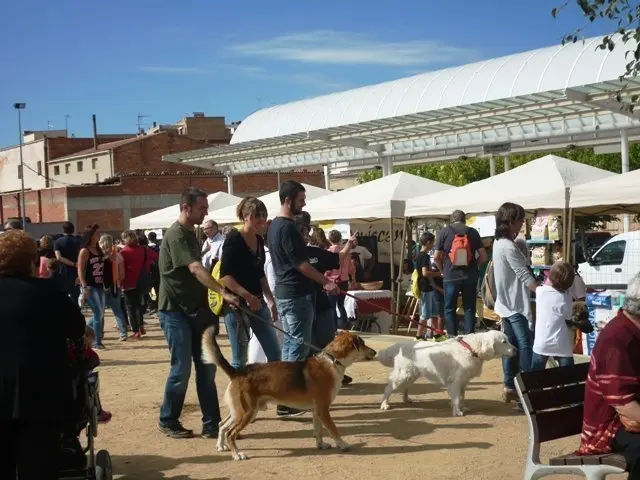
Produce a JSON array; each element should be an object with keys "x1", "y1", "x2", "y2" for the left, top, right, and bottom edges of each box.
[{"x1": 120, "y1": 245, "x2": 158, "y2": 290}]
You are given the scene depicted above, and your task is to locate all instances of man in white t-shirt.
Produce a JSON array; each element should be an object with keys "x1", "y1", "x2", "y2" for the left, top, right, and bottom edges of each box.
[
  {"x1": 201, "y1": 219, "x2": 224, "y2": 270},
  {"x1": 532, "y1": 261, "x2": 576, "y2": 370}
]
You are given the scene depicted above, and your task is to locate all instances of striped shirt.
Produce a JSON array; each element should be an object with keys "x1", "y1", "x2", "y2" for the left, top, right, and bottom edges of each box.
[{"x1": 578, "y1": 311, "x2": 640, "y2": 455}]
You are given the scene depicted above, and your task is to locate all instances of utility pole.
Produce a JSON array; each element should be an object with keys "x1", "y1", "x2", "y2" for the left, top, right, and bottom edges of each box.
[{"x1": 13, "y1": 103, "x2": 27, "y2": 231}]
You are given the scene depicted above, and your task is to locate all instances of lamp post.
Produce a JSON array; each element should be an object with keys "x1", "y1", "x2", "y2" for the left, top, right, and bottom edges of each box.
[{"x1": 13, "y1": 103, "x2": 26, "y2": 231}]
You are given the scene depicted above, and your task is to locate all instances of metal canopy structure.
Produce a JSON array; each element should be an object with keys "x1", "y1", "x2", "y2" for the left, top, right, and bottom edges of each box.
[{"x1": 164, "y1": 34, "x2": 640, "y2": 175}]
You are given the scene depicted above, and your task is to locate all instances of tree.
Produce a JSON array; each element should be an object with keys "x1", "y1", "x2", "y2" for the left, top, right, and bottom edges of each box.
[
  {"x1": 553, "y1": 1, "x2": 640, "y2": 81},
  {"x1": 358, "y1": 145, "x2": 640, "y2": 186}
]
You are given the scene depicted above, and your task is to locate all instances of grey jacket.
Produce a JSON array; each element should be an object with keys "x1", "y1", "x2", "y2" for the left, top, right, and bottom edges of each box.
[{"x1": 492, "y1": 238, "x2": 536, "y2": 326}]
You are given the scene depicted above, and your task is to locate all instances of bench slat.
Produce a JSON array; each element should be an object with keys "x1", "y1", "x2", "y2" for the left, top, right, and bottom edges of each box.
[
  {"x1": 535, "y1": 405, "x2": 584, "y2": 442},
  {"x1": 519, "y1": 363, "x2": 589, "y2": 392},
  {"x1": 550, "y1": 453, "x2": 626, "y2": 470},
  {"x1": 523, "y1": 382, "x2": 586, "y2": 413}
]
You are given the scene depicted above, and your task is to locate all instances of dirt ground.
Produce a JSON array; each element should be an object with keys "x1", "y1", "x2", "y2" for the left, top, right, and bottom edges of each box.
[{"x1": 93, "y1": 312, "x2": 626, "y2": 480}]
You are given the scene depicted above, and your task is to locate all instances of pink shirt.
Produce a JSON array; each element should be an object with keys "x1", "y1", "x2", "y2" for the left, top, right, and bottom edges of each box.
[{"x1": 326, "y1": 244, "x2": 355, "y2": 282}]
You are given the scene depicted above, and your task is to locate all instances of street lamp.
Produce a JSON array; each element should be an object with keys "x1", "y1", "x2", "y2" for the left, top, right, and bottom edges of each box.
[{"x1": 13, "y1": 103, "x2": 26, "y2": 231}]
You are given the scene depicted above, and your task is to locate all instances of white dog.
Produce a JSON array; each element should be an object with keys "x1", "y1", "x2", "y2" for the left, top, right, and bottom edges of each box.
[{"x1": 376, "y1": 330, "x2": 516, "y2": 416}]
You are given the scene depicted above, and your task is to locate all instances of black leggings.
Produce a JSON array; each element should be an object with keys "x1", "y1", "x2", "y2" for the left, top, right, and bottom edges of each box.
[
  {"x1": 123, "y1": 288, "x2": 145, "y2": 333},
  {"x1": 0, "y1": 420, "x2": 60, "y2": 479},
  {"x1": 614, "y1": 427, "x2": 640, "y2": 479}
]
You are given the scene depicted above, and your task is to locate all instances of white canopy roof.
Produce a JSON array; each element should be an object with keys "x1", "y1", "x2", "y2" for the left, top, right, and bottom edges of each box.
[
  {"x1": 404, "y1": 155, "x2": 615, "y2": 217},
  {"x1": 208, "y1": 183, "x2": 330, "y2": 225},
  {"x1": 164, "y1": 34, "x2": 640, "y2": 175},
  {"x1": 129, "y1": 191, "x2": 241, "y2": 230},
  {"x1": 305, "y1": 171, "x2": 452, "y2": 221},
  {"x1": 570, "y1": 168, "x2": 640, "y2": 214}
]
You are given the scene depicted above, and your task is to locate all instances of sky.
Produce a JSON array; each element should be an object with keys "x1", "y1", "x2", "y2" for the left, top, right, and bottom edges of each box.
[{"x1": 0, "y1": 0, "x2": 616, "y2": 147}]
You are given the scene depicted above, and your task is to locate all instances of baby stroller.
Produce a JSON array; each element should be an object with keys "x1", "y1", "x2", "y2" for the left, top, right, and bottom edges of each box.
[{"x1": 57, "y1": 340, "x2": 113, "y2": 480}]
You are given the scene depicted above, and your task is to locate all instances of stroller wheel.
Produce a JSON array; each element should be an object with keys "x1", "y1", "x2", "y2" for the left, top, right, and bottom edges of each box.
[{"x1": 95, "y1": 450, "x2": 113, "y2": 480}]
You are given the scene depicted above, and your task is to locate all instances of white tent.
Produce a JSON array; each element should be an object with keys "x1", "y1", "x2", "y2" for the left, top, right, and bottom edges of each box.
[
  {"x1": 129, "y1": 191, "x2": 241, "y2": 230},
  {"x1": 305, "y1": 172, "x2": 452, "y2": 222},
  {"x1": 570, "y1": 169, "x2": 640, "y2": 215},
  {"x1": 404, "y1": 155, "x2": 616, "y2": 217},
  {"x1": 207, "y1": 183, "x2": 330, "y2": 225}
]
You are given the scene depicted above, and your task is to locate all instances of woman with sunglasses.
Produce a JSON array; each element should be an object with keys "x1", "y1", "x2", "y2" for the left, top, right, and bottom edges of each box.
[{"x1": 219, "y1": 197, "x2": 281, "y2": 369}]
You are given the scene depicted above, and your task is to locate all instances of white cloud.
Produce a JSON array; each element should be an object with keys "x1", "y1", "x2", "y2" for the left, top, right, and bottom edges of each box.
[
  {"x1": 242, "y1": 66, "x2": 267, "y2": 74},
  {"x1": 228, "y1": 30, "x2": 476, "y2": 67},
  {"x1": 138, "y1": 66, "x2": 211, "y2": 74}
]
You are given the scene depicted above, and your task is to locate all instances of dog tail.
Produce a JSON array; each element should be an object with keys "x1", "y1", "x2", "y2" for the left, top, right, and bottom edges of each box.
[{"x1": 201, "y1": 325, "x2": 237, "y2": 378}]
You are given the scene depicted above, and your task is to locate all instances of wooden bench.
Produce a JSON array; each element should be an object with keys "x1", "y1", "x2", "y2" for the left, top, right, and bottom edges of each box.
[{"x1": 515, "y1": 363, "x2": 626, "y2": 479}]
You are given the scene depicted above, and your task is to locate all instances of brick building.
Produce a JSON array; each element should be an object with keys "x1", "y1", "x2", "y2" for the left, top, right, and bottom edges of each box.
[
  {"x1": 0, "y1": 170, "x2": 323, "y2": 232},
  {"x1": 0, "y1": 114, "x2": 323, "y2": 233}
]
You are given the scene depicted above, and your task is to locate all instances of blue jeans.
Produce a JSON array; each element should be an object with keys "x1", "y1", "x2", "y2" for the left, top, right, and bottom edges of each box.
[
  {"x1": 224, "y1": 304, "x2": 281, "y2": 369},
  {"x1": 531, "y1": 353, "x2": 574, "y2": 371},
  {"x1": 105, "y1": 288, "x2": 128, "y2": 338},
  {"x1": 158, "y1": 310, "x2": 221, "y2": 429},
  {"x1": 85, "y1": 286, "x2": 105, "y2": 346},
  {"x1": 276, "y1": 295, "x2": 315, "y2": 361},
  {"x1": 443, "y1": 278, "x2": 477, "y2": 336},
  {"x1": 502, "y1": 313, "x2": 534, "y2": 389},
  {"x1": 312, "y1": 308, "x2": 337, "y2": 352},
  {"x1": 420, "y1": 291, "x2": 437, "y2": 320}
]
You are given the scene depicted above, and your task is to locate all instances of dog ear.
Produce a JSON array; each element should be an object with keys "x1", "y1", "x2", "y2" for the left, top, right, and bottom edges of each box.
[{"x1": 351, "y1": 335, "x2": 363, "y2": 351}]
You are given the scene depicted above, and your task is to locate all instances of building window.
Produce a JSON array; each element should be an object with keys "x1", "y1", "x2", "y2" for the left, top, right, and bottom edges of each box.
[
  {"x1": 92, "y1": 158, "x2": 98, "y2": 170},
  {"x1": 54, "y1": 165, "x2": 60, "y2": 176},
  {"x1": 77, "y1": 161, "x2": 83, "y2": 172},
  {"x1": 17, "y1": 165, "x2": 22, "y2": 179},
  {"x1": 37, "y1": 161, "x2": 42, "y2": 175},
  {"x1": 65, "y1": 163, "x2": 70, "y2": 174}
]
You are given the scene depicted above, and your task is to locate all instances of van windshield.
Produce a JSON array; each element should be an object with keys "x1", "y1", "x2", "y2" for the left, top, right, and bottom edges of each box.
[{"x1": 591, "y1": 240, "x2": 626, "y2": 266}]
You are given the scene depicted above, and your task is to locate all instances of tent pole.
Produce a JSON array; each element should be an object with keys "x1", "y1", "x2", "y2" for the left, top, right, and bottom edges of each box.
[
  {"x1": 389, "y1": 215, "x2": 396, "y2": 334},
  {"x1": 563, "y1": 187, "x2": 570, "y2": 264},
  {"x1": 568, "y1": 208, "x2": 575, "y2": 265},
  {"x1": 395, "y1": 217, "x2": 409, "y2": 323}
]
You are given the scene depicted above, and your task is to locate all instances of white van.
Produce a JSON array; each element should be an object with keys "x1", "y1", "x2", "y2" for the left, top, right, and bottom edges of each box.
[{"x1": 577, "y1": 231, "x2": 640, "y2": 290}]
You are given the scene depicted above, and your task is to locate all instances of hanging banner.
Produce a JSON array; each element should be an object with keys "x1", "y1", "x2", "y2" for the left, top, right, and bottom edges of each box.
[
  {"x1": 466, "y1": 215, "x2": 496, "y2": 238},
  {"x1": 318, "y1": 218, "x2": 405, "y2": 263}
]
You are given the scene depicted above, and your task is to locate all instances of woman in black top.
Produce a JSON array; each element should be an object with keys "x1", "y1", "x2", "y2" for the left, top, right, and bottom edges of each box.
[
  {"x1": 0, "y1": 230, "x2": 86, "y2": 479},
  {"x1": 220, "y1": 197, "x2": 281, "y2": 369},
  {"x1": 77, "y1": 224, "x2": 107, "y2": 349}
]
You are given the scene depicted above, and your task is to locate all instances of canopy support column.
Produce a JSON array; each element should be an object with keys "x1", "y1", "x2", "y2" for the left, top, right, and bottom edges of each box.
[
  {"x1": 226, "y1": 174, "x2": 234, "y2": 195},
  {"x1": 276, "y1": 170, "x2": 281, "y2": 188},
  {"x1": 503, "y1": 155, "x2": 511, "y2": 172},
  {"x1": 323, "y1": 165, "x2": 330, "y2": 190},
  {"x1": 489, "y1": 156, "x2": 496, "y2": 176}
]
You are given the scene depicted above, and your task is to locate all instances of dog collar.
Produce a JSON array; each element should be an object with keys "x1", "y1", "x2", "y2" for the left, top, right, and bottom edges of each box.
[
  {"x1": 321, "y1": 352, "x2": 345, "y2": 369},
  {"x1": 457, "y1": 338, "x2": 478, "y2": 358}
]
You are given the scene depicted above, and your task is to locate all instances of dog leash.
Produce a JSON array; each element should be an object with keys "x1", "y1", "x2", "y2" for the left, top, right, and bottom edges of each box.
[
  {"x1": 339, "y1": 289, "x2": 447, "y2": 336},
  {"x1": 234, "y1": 304, "x2": 326, "y2": 356}
]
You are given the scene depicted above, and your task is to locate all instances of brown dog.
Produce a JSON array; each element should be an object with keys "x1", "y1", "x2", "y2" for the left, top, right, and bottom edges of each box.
[{"x1": 201, "y1": 327, "x2": 377, "y2": 460}]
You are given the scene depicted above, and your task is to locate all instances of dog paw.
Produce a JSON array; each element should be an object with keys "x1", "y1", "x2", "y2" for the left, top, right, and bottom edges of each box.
[
  {"x1": 217, "y1": 444, "x2": 229, "y2": 452},
  {"x1": 380, "y1": 402, "x2": 391, "y2": 411},
  {"x1": 233, "y1": 452, "x2": 249, "y2": 461},
  {"x1": 452, "y1": 410, "x2": 465, "y2": 417},
  {"x1": 317, "y1": 442, "x2": 332, "y2": 450},
  {"x1": 338, "y1": 443, "x2": 352, "y2": 452},
  {"x1": 403, "y1": 397, "x2": 413, "y2": 404}
]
